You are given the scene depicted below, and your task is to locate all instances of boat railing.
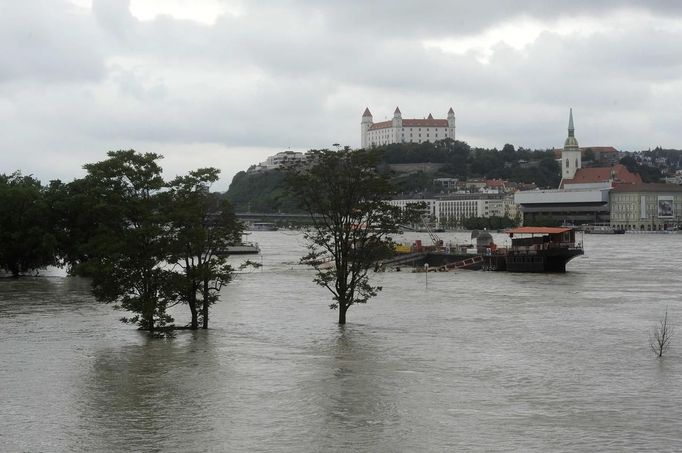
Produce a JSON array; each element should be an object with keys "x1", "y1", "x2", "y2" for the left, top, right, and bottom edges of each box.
[{"x1": 510, "y1": 241, "x2": 582, "y2": 254}]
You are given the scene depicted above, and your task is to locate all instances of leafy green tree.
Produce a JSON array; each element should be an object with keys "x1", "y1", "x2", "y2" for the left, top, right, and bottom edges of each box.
[
  {"x1": 288, "y1": 148, "x2": 417, "y2": 324},
  {"x1": 165, "y1": 168, "x2": 245, "y2": 329},
  {"x1": 620, "y1": 155, "x2": 662, "y2": 183},
  {"x1": 226, "y1": 169, "x2": 301, "y2": 213},
  {"x1": 46, "y1": 177, "x2": 104, "y2": 273},
  {"x1": 0, "y1": 172, "x2": 56, "y2": 276},
  {"x1": 76, "y1": 150, "x2": 176, "y2": 335},
  {"x1": 524, "y1": 214, "x2": 561, "y2": 227}
]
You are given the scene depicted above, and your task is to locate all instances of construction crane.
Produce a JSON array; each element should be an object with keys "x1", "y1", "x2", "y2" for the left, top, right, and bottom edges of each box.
[{"x1": 421, "y1": 214, "x2": 442, "y2": 247}]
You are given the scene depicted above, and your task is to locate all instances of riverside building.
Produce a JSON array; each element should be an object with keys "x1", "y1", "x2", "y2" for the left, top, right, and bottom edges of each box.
[
  {"x1": 361, "y1": 107, "x2": 456, "y2": 148},
  {"x1": 387, "y1": 193, "x2": 514, "y2": 229},
  {"x1": 515, "y1": 109, "x2": 641, "y2": 226},
  {"x1": 609, "y1": 184, "x2": 682, "y2": 231}
]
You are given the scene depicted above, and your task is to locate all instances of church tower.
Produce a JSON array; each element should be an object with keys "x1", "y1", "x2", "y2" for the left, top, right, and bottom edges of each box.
[
  {"x1": 562, "y1": 108, "x2": 581, "y2": 180},
  {"x1": 361, "y1": 107, "x2": 373, "y2": 149}
]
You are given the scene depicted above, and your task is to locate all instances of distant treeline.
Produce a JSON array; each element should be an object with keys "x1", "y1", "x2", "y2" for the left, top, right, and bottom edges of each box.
[{"x1": 226, "y1": 140, "x2": 561, "y2": 213}]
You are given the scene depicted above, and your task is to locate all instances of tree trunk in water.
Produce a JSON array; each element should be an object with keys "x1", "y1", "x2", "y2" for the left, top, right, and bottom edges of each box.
[
  {"x1": 147, "y1": 313, "x2": 154, "y2": 335},
  {"x1": 188, "y1": 296, "x2": 198, "y2": 330},
  {"x1": 202, "y1": 279, "x2": 210, "y2": 329},
  {"x1": 338, "y1": 304, "x2": 347, "y2": 324}
]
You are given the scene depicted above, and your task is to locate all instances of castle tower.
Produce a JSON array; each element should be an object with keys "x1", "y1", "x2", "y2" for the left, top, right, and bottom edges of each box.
[
  {"x1": 392, "y1": 107, "x2": 403, "y2": 143},
  {"x1": 447, "y1": 107, "x2": 456, "y2": 139},
  {"x1": 562, "y1": 108, "x2": 581, "y2": 180},
  {"x1": 392, "y1": 106, "x2": 402, "y2": 127},
  {"x1": 361, "y1": 107, "x2": 373, "y2": 149}
]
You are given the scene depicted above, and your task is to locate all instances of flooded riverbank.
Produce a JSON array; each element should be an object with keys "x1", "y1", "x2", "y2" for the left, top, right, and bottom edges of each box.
[{"x1": 1, "y1": 231, "x2": 681, "y2": 451}]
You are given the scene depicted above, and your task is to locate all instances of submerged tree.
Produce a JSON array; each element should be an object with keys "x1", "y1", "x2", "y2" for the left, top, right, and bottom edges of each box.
[
  {"x1": 288, "y1": 147, "x2": 415, "y2": 324},
  {"x1": 165, "y1": 168, "x2": 245, "y2": 329},
  {"x1": 650, "y1": 307, "x2": 673, "y2": 358},
  {"x1": 76, "y1": 150, "x2": 176, "y2": 335},
  {"x1": 0, "y1": 172, "x2": 56, "y2": 276}
]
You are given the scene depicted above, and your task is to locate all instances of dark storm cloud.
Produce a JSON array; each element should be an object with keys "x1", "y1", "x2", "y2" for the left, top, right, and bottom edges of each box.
[{"x1": 1, "y1": 0, "x2": 682, "y2": 187}]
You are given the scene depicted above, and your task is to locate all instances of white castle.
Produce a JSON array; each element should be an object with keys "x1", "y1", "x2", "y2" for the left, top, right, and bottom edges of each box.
[{"x1": 361, "y1": 106, "x2": 456, "y2": 148}]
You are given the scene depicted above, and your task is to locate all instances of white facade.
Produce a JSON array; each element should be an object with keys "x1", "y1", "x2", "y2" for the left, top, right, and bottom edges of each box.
[
  {"x1": 254, "y1": 150, "x2": 306, "y2": 171},
  {"x1": 388, "y1": 194, "x2": 510, "y2": 228},
  {"x1": 609, "y1": 185, "x2": 682, "y2": 231},
  {"x1": 361, "y1": 107, "x2": 455, "y2": 148},
  {"x1": 515, "y1": 188, "x2": 610, "y2": 205}
]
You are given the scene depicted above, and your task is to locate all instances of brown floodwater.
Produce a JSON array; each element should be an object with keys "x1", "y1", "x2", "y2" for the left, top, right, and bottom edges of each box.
[{"x1": 1, "y1": 231, "x2": 681, "y2": 452}]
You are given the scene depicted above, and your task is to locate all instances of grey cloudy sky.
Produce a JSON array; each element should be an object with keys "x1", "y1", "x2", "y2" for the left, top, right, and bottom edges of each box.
[{"x1": 2, "y1": 0, "x2": 681, "y2": 190}]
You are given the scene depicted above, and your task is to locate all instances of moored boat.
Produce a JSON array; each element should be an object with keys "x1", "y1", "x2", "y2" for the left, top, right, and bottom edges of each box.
[
  {"x1": 225, "y1": 243, "x2": 261, "y2": 255},
  {"x1": 483, "y1": 226, "x2": 584, "y2": 272},
  {"x1": 583, "y1": 223, "x2": 625, "y2": 234}
]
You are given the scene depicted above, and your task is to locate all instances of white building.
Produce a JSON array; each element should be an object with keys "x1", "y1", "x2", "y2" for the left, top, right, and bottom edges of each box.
[
  {"x1": 388, "y1": 193, "x2": 511, "y2": 228},
  {"x1": 253, "y1": 150, "x2": 306, "y2": 171},
  {"x1": 361, "y1": 107, "x2": 456, "y2": 148}
]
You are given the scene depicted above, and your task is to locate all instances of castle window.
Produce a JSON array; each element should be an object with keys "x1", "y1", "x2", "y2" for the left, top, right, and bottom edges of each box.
[{"x1": 566, "y1": 158, "x2": 569, "y2": 167}]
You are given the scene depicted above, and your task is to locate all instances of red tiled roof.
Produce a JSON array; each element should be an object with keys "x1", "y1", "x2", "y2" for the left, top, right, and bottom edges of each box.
[
  {"x1": 362, "y1": 107, "x2": 372, "y2": 117},
  {"x1": 368, "y1": 118, "x2": 449, "y2": 130},
  {"x1": 368, "y1": 121, "x2": 392, "y2": 130},
  {"x1": 561, "y1": 164, "x2": 642, "y2": 187},
  {"x1": 486, "y1": 179, "x2": 506, "y2": 188},
  {"x1": 402, "y1": 119, "x2": 449, "y2": 127}
]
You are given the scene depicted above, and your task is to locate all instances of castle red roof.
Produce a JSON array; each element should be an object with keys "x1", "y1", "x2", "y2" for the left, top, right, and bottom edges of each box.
[
  {"x1": 402, "y1": 118, "x2": 449, "y2": 127},
  {"x1": 368, "y1": 121, "x2": 392, "y2": 130},
  {"x1": 362, "y1": 107, "x2": 372, "y2": 117},
  {"x1": 368, "y1": 118, "x2": 449, "y2": 130}
]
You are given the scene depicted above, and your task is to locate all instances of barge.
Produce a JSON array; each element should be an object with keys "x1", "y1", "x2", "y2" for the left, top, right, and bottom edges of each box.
[{"x1": 483, "y1": 227, "x2": 583, "y2": 272}]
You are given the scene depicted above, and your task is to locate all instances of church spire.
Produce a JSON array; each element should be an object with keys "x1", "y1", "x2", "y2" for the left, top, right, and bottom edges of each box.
[
  {"x1": 568, "y1": 108, "x2": 575, "y2": 137},
  {"x1": 564, "y1": 108, "x2": 579, "y2": 150}
]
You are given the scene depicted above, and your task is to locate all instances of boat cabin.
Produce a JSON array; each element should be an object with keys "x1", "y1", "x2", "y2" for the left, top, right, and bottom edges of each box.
[
  {"x1": 490, "y1": 226, "x2": 583, "y2": 272},
  {"x1": 507, "y1": 227, "x2": 579, "y2": 250}
]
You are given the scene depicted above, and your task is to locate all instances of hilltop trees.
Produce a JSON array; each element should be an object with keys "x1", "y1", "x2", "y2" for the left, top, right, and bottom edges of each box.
[
  {"x1": 227, "y1": 140, "x2": 562, "y2": 214},
  {"x1": 288, "y1": 148, "x2": 417, "y2": 324}
]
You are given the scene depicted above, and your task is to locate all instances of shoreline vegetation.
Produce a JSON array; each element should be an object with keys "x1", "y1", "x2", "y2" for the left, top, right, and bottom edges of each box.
[{"x1": 1, "y1": 151, "x2": 256, "y2": 336}]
